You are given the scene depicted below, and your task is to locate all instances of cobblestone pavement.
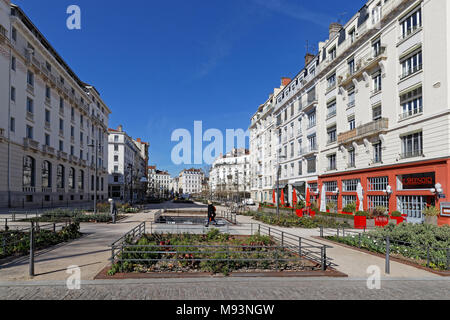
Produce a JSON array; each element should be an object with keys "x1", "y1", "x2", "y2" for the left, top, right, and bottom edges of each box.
[{"x1": 0, "y1": 278, "x2": 448, "y2": 300}]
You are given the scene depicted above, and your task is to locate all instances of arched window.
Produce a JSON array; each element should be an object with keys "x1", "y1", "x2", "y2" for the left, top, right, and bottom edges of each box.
[
  {"x1": 57, "y1": 165, "x2": 65, "y2": 189},
  {"x1": 42, "y1": 161, "x2": 52, "y2": 188},
  {"x1": 23, "y1": 156, "x2": 35, "y2": 187},
  {"x1": 69, "y1": 167, "x2": 75, "y2": 189},
  {"x1": 78, "y1": 170, "x2": 84, "y2": 190}
]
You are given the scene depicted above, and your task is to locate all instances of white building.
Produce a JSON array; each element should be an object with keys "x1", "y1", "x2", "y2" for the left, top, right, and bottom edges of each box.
[
  {"x1": 155, "y1": 170, "x2": 171, "y2": 198},
  {"x1": 0, "y1": 1, "x2": 111, "y2": 208},
  {"x1": 249, "y1": 0, "x2": 450, "y2": 226},
  {"x1": 179, "y1": 168, "x2": 204, "y2": 195},
  {"x1": 108, "y1": 126, "x2": 148, "y2": 202},
  {"x1": 209, "y1": 148, "x2": 251, "y2": 199}
]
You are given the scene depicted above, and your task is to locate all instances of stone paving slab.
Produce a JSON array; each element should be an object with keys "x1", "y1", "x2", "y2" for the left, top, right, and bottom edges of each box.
[{"x1": 0, "y1": 278, "x2": 448, "y2": 300}]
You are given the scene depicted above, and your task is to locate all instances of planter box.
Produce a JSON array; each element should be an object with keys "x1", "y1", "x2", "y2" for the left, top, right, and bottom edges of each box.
[
  {"x1": 374, "y1": 216, "x2": 389, "y2": 228},
  {"x1": 354, "y1": 216, "x2": 367, "y2": 229},
  {"x1": 425, "y1": 216, "x2": 438, "y2": 226},
  {"x1": 390, "y1": 217, "x2": 404, "y2": 225},
  {"x1": 341, "y1": 212, "x2": 354, "y2": 216},
  {"x1": 295, "y1": 209, "x2": 303, "y2": 218}
]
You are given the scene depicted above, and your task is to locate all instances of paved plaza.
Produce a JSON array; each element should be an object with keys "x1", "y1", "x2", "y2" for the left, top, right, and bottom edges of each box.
[{"x1": 0, "y1": 202, "x2": 448, "y2": 299}]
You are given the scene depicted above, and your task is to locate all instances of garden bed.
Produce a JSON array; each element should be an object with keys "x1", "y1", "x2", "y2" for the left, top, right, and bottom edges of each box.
[
  {"x1": 323, "y1": 224, "x2": 450, "y2": 272},
  {"x1": 241, "y1": 211, "x2": 351, "y2": 229},
  {"x1": 0, "y1": 222, "x2": 81, "y2": 260},
  {"x1": 106, "y1": 229, "x2": 325, "y2": 277},
  {"x1": 21, "y1": 211, "x2": 126, "y2": 223}
]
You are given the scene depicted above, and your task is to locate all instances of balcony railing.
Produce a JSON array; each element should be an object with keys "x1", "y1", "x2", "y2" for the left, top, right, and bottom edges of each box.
[
  {"x1": 400, "y1": 150, "x2": 424, "y2": 160},
  {"x1": 23, "y1": 138, "x2": 39, "y2": 151},
  {"x1": 42, "y1": 145, "x2": 55, "y2": 156},
  {"x1": 338, "y1": 118, "x2": 389, "y2": 144},
  {"x1": 399, "y1": 107, "x2": 423, "y2": 121},
  {"x1": 57, "y1": 151, "x2": 68, "y2": 161}
]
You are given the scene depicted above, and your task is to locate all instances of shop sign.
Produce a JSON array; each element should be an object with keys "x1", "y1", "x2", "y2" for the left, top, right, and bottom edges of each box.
[{"x1": 401, "y1": 172, "x2": 435, "y2": 190}]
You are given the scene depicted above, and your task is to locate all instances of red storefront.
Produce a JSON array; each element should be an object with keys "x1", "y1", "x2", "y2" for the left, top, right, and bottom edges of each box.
[{"x1": 318, "y1": 158, "x2": 450, "y2": 226}]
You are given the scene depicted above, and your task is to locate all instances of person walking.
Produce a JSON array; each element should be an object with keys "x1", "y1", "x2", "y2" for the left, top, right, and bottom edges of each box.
[{"x1": 206, "y1": 201, "x2": 217, "y2": 227}]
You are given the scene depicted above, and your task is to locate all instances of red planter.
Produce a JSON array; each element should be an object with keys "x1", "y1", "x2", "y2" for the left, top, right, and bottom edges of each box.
[
  {"x1": 295, "y1": 209, "x2": 303, "y2": 218},
  {"x1": 310, "y1": 211, "x2": 316, "y2": 217},
  {"x1": 354, "y1": 216, "x2": 367, "y2": 229},
  {"x1": 375, "y1": 216, "x2": 389, "y2": 227},
  {"x1": 341, "y1": 212, "x2": 354, "y2": 216},
  {"x1": 390, "y1": 216, "x2": 404, "y2": 225}
]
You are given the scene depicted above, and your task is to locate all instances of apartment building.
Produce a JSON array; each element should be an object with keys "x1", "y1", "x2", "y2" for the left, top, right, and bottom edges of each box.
[
  {"x1": 179, "y1": 168, "x2": 204, "y2": 195},
  {"x1": 250, "y1": 0, "x2": 450, "y2": 226},
  {"x1": 108, "y1": 126, "x2": 148, "y2": 202},
  {"x1": 0, "y1": 1, "x2": 111, "y2": 208},
  {"x1": 250, "y1": 80, "x2": 289, "y2": 203},
  {"x1": 148, "y1": 167, "x2": 171, "y2": 198},
  {"x1": 209, "y1": 148, "x2": 251, "y2": 200}
]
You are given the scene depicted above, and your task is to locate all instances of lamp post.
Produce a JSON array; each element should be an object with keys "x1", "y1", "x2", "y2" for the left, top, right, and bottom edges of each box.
[
  {"x1": 127, "y1": 163, "x2": 134, "y2": 206},
  {"x1": 88, "y1": 141, "x2": 101, "y2": 214},
  {"x1": 275, "y1": 152, "x2": 287, "y2": 220}
]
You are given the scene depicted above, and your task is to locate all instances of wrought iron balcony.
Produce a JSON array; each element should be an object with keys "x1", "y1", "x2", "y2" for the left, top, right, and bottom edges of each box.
[{"x1": 338, "y1": 118, "x2": 389, "y2": 144}]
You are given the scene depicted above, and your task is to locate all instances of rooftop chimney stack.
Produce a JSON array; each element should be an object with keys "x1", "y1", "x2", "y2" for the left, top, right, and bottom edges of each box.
[
  {"x1": 304, "y1": 53, "x2": 315, "y2": 66},
  {"x1": 329, "y1": 22, "x2": 342, "y2": 40},
  {"x1": 281, "y1": 77, "x2": 291, "y2": 87},
  {"x1": 117, "y1": 125, "x2": 123, "y2": 132}
]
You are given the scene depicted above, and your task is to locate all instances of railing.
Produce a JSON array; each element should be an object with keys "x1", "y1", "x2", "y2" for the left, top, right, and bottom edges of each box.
[
  {"x1": 400, "y1": 150, "x2": 424, "y2": 160},
  {"x1": 320, "y1": 227, "x2": 450, "y2": 272},
  {"x1": 338, "y1": 118, "x2": 388, "y2": 144},
  {"x1": 23, "y1": 138, "x2": 39, "y2": 151},
  {"x1": 42, "y1": 145, "x2": 55, "y2": 155},
  {"x1": 111, "y1": 222, "x2": 334, "y2": 271},
  {"x1": 399, "y1": 107, "x2": 423, "y2": 120}
]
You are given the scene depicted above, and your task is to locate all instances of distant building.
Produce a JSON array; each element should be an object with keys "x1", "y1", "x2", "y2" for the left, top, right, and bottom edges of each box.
[{"x1": 179, "y1": 168, "x2": 204, "y2": 195}]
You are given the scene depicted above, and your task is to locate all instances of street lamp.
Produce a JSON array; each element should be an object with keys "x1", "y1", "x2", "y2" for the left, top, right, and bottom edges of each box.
[
  {"x1": 88, "y1": 141, "x2": 101, "y2": 214},
  {"x1": 275, "y1": 152, "x2": 287, "y2": 219}
]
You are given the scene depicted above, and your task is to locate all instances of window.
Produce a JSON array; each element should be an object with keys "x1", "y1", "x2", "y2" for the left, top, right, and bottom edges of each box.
[
  {"x1": 11, "y1": 27, "x2": 16, "y2": 41},
  {"x1": 343, "y1": 179, "x2": 359, "y2": 192},
  {"x1": 45, "y1": 134, "x2": 50, "y2": 146},
  {"x1": 27, "y1": 70, "x2": 34, "y2": 87},
  {"x1": 11, "y1": 56, "x2": 16, "y2": 71},
  {"x1": 298, "y1": 161, "x2": 302, "y2": 176},
  {"x1": 401, "y1": 132, "x2": 423, "y2": 159},
  {"x1": 348, "y1": 59, "x2": 355, "y2": 75},
  {"x1": 327, "y1": 73, "x2": 336, "y2": 90},
  {"x1": 114, "y1": 165, "x2": 119, "y2": 173},
  {"x1": 368, "y1": 176, "x2": 388, "y2": 191},
  {"x1": 23, "y1": 156, "x2": 35, "y2": 187},
  {"x1": 343, "y1": 195, "x2": 357, "y2": 208},
  {"x1": 372, "y1": 72, "x2": 382, "y2": 93},
  {"x1": 307, "y1": 157, "x2": 316, "y2": 174},
  {"x1": 59, "y1": 97, "x2": 64, "y2": 110},
  {"x1": 349, "y1": 28, "x2": 356, "y2": 44},
  {"x1": 348, "y1": 90, "x2": 355, "y2": 108},
  {"x1": 57, "y1": 165, "x2": 65, "y2": 189},
  {"x1": 46, "y1": 61, "x2": 51, "y2": 72},
  {"x1": 69, "y1": 168, "x2": 75, "y2": 189},
  {"x1": 114, "y1": 135, "x2": 119, "y2": 142},
  {"x1": 45, "y1": 86, "x2": 51, "y2": 100},
  {"x1": 401, "y1": 51, "x2": 422, "y2": 79},
  {"x1": 324, "y1": 181, "x2": 338, "y2": 192},
  {"x1": 400, "y1": 87, "x2": 422, "y2": 120},
  {"x1": 329, "y1": 47, "x2": 336, "y2": 61},
  {"x1": 397, "y1": 196, "x2": 430, "y2": 219},
  {"x1": 308, "y1": 134, "x2": 317, "y2": 151},
  {"x1": 114, "y1": 144, "x2": 119, "y2": 152},
  {"x1": 26, "y1": 97, "x2": 33, "y2": 113},
  {"x1": 10, "y1": 117, "x2": 15, "y2": 132},
  {"x1": 307, "y1": 112, "x2": 316, "y2": 129},
  {"x1": 59, "y1": 140, "x2": 64, "y2": 152},
  {"x1": 373, "y1": 141, "x2": 382, "y2": 163},
  {"x1": 327, "y1": 101, "x2": 336, "y2": 119},
  {"x1": 59, "y1": 119, "x2": 64, "y2": 132},
  {"x1": 42, "y1": 161, "x2": 52, "y2": 188},
  {"x1": 327, "y1": 154, "x2": 337, "y2": 171},
  {"x1": 327, "y1": 126, "x2": 337, "y2": 144},
  {"x1": 372, "y1": 2, "x2": 381, "y2": 24},
  {"x1": 71, "y1": 126, "x2": 74, "y2": 137},
  {"x1": 114, "y1": 155, "x2": 119, "y2": 162},
  {"x1": 70, "y1": 146, "x2": 74, "y2": 156},
  {"x1": 348, "y1": 116, "x2": 356, "y2": 130},
  {"x1": 26, "y1": 125, "x2": 33, "y2": 139},
  {"x1": 373, "y1": 39, "x2": 381, "y2": 57},
  {"x1": 373, "y1": 105, "x2": 382, "y2": 121},
  {"x1": 400, "y1": 8, "x2": 422, "y2": 40},
  {"x1": 368, "y1": 195, "x2": 389, "y2": 212},
  {"x1": 10, "y1": 86, "x2": 15, "y2": 102},
  {"x1": 78, "y1": 170, "x2": 84, "y2": 190},
  {"x1": 348, "y1": 148, "x2": 356, "y2": 168}
]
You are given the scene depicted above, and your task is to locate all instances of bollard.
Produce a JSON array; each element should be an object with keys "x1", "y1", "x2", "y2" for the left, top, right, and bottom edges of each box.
[
  {"x1": 29, "y1": 222, "x2": 35, "y2": 277},
  {"x1": 321, "y1": 246, "x2": 327, "y2": 271},
  {"x1": 385, "y1": 236, "x2": 390, "y2": 274},
  {"x1": 281, "y1": 232, "x2": 284, "y2": 248},
  {"x1": 53, "y1": 223, "x2": 56, "y2": 233},
  {"x1": 320, "y1": 226, "x2": 323, "y2": 238}
]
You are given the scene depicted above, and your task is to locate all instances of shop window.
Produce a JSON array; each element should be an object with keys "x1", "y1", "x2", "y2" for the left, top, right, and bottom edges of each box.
[
  {"x1": 368, "y1": 177, "x2": 388, "y2": 191},
  {"x1": 343, "y1": 179, "x2": 360, "y2": 192},
  {"x1": 368, "y1": 195, "x2": 389, "y2": 212}
]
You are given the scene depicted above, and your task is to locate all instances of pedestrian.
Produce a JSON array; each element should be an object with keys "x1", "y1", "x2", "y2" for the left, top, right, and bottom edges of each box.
[{"x1": 205, "y1": 201, "x2": 216, "y2": 227}]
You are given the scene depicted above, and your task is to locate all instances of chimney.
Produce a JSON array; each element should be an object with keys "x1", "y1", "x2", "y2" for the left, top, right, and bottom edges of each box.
[
  {"x1": 117, "y1": 125, "x2": 123, "y2": 132},
  {"x1": 137, "y1": 138, "x2": 141, "y2": 143},
  {"x1": 304, "y1": 53, "x2": 315, "y2": 66},
  {"x1": 281, "y1": 77, "x2": 291, "y2": 87},
  {"x1": 329, "y1": 22, "x2": 342, "y2": 40}
]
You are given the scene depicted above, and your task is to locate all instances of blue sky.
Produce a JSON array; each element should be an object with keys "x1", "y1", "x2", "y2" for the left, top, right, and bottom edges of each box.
[{"x1": 14, "y1": 0, "x2": 366, "y2": 177}]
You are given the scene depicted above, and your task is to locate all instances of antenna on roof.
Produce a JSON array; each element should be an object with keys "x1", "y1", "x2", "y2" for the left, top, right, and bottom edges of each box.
[{"x1": 337, "y1": 12, "x2": 347, "y2": 25}]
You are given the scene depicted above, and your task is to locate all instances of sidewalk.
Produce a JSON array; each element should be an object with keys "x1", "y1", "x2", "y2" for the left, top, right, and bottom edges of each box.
[
  {"x1": 233, "y1": 214, "x2": 440, "y2": 279},
  {"x1": 0, "y1": 211, "x2": 156, "y2": 282}
]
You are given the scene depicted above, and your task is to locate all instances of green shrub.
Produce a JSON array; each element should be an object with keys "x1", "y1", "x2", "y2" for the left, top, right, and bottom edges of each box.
[
  {"x1": 355, "y1": 211, "x2": 369, "y2": 217},
  {"x1": 372, "y1": 206, "x2": 388, "y2": 217},
  {"x1": 391, "y1": 211, "x2": 402, "y2": 217},
  {"x1": 423, "y1": 206, "x2": 440, "y2": 217},
  {"x1": 342, "y1": 202, "x2": 356, "y2": 213}
]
